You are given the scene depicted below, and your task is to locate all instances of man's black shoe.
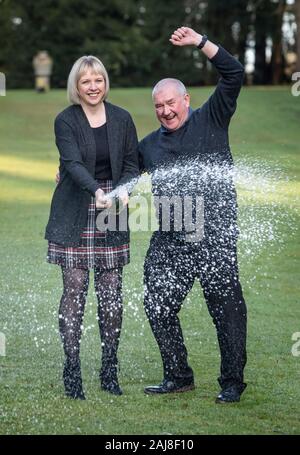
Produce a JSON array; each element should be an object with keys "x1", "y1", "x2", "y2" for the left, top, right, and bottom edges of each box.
[
  {"x1": 144, "y1": 379, "x2": 195, "y2": 395},
  {"x1": 215, "y1": 384, "x2": 247, "y2": 404}
]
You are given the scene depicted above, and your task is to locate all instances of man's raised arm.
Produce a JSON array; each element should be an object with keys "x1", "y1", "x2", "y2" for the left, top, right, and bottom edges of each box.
[
  {"x1": 170, "y1": 26, "x2": 218, "y2": 59},
  {"x1": 170, "y1": 26, "x2": 244, "y2": 128}
]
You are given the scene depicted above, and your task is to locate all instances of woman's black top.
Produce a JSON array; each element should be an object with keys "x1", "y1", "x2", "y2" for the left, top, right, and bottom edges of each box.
[{"x1": 93, "y1": 123, "x2": 112, "y2": 180}]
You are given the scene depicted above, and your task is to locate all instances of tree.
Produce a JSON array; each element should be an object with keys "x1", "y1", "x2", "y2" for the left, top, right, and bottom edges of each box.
[
  {"x1": 252, "y1": 0, "x2": 272, "y2": 84},
  {"x1": 296, "y1": 0, "x2": 300, "y2": 72},
  {"x1": 134, "y1": 0, "x2": 193, "y2": 86},
  {"x1": 0, "y1": 0, "x2": 297, "y2": 88},
  {"x1": 0, "y1": 0, "x2": 26, "y2": 84},
  {"x1": 0, "y1": 0, "x2": 146, "y2": 88},
  {"x1": 252, "y1": 0, "x2": 288, "y2": 85},
  {"x1": 270, "y1": 0, "x2": 286, "y2": 84},
  {"x1": 200, "y1": 0, "x2": 251, "y2": 83}
]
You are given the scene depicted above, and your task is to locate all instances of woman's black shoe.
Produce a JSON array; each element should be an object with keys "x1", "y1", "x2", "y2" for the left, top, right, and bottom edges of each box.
[
  {"x1": 101, "y1": 379, "x2": 123, "y2": 396},
  {"x1": 100, "y1": 355, "x2": 122, "y2": 395},
  {"x1": 63, "y1": 359, "x2": 85, "y2": 400},
  {"x1": 65, "y1": 388, "x2": 86, "y2": 400}
]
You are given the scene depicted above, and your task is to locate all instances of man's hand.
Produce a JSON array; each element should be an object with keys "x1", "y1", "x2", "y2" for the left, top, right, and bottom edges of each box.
[
  {"x1": 95, "y1": 188, "x2": 113, "y2": 209},
  {"x1": 56, "y1": 169, "x2": 60, "y2": 184},
  {"x1": 169, "y1": 26, "x2": 202, "y2": 47},
  {"x1": 170, "y1": 26, "x2": 218, "y2": 59}
]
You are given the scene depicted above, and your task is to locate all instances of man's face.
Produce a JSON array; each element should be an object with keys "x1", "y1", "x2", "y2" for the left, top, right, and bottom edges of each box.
[{"x1": 153, "y1": 84, "x2": 190, "y2": 131}]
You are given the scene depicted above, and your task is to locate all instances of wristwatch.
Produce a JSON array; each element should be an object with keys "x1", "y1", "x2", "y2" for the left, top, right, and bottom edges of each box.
[{"x1": 197, "y1": 34, "x2": 208, "y2": 50}]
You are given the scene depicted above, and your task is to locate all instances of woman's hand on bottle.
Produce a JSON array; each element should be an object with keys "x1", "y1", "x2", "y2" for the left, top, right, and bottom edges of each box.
[
  {"x1": 118, "y1": 187, "x2": 129, "y2": 207},
  {"x1": 95, "y1": 188, "x2": 112, "y2": 209}
]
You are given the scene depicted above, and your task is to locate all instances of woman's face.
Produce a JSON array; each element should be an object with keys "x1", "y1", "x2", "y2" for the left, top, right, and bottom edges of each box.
[{"x1": 77, "y1": 68, "x2": 106, "y2": 107}]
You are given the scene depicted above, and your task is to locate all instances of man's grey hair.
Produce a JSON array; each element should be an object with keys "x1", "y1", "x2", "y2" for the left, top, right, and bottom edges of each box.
[{"x1": 152, "y1": 78, "x2": 187, "y2": 100}]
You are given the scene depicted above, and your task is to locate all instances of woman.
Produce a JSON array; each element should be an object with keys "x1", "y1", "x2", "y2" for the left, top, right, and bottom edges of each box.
[{"x1": 45, "y1": 56, "x2": 139, "y2": 399}]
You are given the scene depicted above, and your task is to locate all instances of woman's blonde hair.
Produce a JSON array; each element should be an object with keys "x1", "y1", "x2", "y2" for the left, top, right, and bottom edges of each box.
[{"x1": 67, "y1": 55, "x2": 110, "y2": 104}]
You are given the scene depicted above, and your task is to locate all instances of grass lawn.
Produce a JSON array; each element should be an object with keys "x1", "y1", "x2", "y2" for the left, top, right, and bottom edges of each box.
[{"x1": 0, "y1": 86, "x2": 299, "y2": 435}]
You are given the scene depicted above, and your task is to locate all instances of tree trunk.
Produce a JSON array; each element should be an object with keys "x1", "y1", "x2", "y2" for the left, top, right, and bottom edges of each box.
[
  {"x1": 271, "y1": 0, "x2": 286, "y2": 84},
  {"x1": 254, "y1": 10, "x2": 268, "y2": 84},
  {"x1": 296, "y1": 0, "x2": 300, "y2": 72}
]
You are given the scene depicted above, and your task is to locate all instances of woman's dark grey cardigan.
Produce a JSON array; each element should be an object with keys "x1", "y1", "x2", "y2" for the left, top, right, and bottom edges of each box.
[{"x1": 45, "y1": 101, "x2": 139, "y2": 247}]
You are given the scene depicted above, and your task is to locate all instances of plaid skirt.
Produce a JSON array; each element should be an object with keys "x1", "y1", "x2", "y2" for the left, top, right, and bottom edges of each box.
[{"x1": 47, "y1": 180, "x2": 130, "y2": 270}]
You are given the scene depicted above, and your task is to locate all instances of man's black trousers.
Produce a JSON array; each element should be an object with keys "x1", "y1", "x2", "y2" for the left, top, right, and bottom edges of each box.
[{"x1": 144, "y1": 232, "x2": 247, "y2": 390}]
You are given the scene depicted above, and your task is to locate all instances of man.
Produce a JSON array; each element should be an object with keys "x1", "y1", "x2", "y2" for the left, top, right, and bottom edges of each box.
[{"x1": 139, "y1": 27, "x2": 247, "y2": 403}]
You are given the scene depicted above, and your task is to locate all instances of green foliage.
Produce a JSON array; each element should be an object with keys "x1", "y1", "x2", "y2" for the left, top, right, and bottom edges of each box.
[
  {"x1": 0, "y1": 0, "x2": 146, "y2": 87},
  {"x1": 0, "y1": 0, "x2": 294, "y2": 88}
]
